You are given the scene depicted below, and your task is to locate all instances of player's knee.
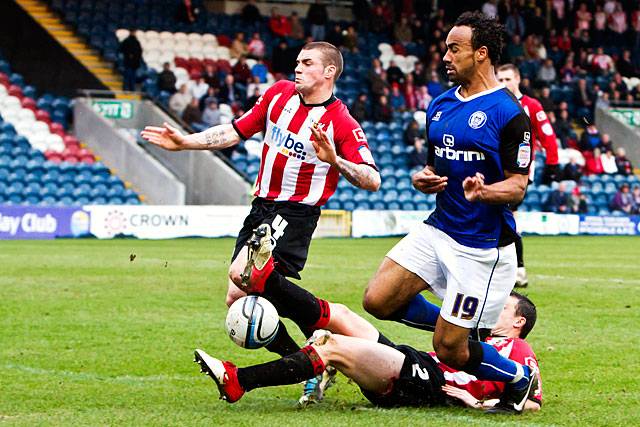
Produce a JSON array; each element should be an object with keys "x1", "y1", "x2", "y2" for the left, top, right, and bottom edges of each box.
[
  {"x1": 362, "y1": 289, "x2": 393, "y2": 319},
  {"x1": 433, "y1": 336, "x2": 468, "y2": 369},
  {"x1": 228, "y1": 266, "x2": 243, "y2": 287}
]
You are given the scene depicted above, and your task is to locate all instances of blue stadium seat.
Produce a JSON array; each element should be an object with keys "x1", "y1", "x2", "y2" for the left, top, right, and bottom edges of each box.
[
  {"x1": 386, "y1": 201, "x2": 400, "y2": 210},
  {"x1": 342, "y1": 201, "x2": 356, "y2": 211}
]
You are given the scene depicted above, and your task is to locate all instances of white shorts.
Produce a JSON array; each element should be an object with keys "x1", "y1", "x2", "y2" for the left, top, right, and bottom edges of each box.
[{"x1": 386, "y1": 223, "x2": 516, "y2": 329}]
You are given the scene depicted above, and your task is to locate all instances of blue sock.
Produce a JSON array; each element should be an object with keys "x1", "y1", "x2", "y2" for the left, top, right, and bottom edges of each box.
[
  {"x1": 393, "y1": 294, "x2": 440, "y2": 331},
  {"x1": 472, "y1": 342, "x2": 531, "y2": 389}
]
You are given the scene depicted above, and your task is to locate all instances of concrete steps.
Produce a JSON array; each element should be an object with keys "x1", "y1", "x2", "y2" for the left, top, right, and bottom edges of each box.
[{"x1": 14, "y1": 0, "x2": 123, "y2": 92}]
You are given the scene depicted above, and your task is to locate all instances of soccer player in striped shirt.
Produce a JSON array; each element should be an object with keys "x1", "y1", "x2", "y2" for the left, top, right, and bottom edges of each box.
[{"x1": 141, "y1": 42, "x2": 380, "y2": 357}]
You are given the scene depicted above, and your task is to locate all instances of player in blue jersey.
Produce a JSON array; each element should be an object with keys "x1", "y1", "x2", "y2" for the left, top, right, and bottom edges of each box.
[{"x1": 362, "y1": 12, "x2": 536, "y2": 414}]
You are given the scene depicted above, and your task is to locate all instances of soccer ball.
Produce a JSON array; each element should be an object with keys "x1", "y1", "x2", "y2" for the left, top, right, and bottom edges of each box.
[{"x1": 225, "y1": 296, "x2": 280, "y2": 349}]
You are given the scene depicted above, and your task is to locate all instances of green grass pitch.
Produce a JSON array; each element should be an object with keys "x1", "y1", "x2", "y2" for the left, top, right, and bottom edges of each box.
[{"x1": 1, "y1": 236, "x2": 639, "y2": 426}]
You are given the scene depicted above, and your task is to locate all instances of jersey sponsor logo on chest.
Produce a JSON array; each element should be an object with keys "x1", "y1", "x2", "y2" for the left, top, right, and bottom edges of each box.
[
  {"x1": 269, "y1": 124, "x2": 309, "y2": 160},
  {"x1": 434, "y1": 134, "x2": 486, "y2": 162}
]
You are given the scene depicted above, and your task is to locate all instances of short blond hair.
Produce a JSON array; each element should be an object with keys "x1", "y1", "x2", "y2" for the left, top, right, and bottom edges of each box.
[
  {"x1": 302, "y1": 41, "x2": 343, "y2": 82},
  {"x1": 496, "y1": 63, "x2": 520, "y2": 77}
]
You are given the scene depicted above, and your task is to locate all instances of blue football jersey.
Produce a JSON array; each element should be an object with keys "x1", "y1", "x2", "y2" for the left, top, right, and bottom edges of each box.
[{"x1": 424, "y1": 85, "x2": 532, "y2": 249}]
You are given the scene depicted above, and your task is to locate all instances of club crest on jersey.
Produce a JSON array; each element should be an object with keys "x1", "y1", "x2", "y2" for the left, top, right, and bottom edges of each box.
[
  {"x1": 468, "y1": 111, "x2": 487, "y2": 129},
  {"x1": 432, "y1": 111, "x2": 442, "y2": 121}
]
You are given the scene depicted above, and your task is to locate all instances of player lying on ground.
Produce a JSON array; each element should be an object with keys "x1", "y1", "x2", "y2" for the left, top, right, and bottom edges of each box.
[
  {"x1": 194, "y1": 292, "x2": 542, "y2": 412},
  {"x1": 141, "y1": 41, "x2": 380, "y2": 361}
]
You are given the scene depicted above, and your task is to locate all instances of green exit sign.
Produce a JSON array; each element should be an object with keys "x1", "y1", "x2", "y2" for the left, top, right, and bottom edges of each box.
[{"x1": 92, "y1": 100, "x2": 134, "y2": 119}]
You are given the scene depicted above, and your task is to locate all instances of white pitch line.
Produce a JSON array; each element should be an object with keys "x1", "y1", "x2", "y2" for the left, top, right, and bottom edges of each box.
[{"x1": 533, "y1": 274, "x2": 640, "y2": 284}]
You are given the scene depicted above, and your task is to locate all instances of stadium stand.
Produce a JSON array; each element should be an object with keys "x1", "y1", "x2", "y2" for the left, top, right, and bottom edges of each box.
[
  {"x1": 0, "y1": 51, "x2": 141, "y2": 206},
  {"x1": 34, "y1": 0, "x2": 640, "y2": 214}
]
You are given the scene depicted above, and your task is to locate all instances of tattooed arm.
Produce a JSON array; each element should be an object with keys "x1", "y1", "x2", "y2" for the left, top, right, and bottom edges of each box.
[
  {"x1": 334, "y1": 157, "x2": 381, "y2": 191},
  {"x1": 310, "y1": 125, "x2": 381, "y2": 192},
  {"x1": 140, "y1": 122, "x2": 241, "y2": 151}
]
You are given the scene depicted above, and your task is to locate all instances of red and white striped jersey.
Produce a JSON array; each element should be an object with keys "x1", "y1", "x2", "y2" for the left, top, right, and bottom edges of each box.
[
  {"x1": 431, "y1": 337, "x2": 543, "y2": 405},
  {"x1": 232, "y1": 80, "x2": 376, "y2": 206},
  {"x1": 519, "y1": 95, "x2": 559, "y2": 166}
]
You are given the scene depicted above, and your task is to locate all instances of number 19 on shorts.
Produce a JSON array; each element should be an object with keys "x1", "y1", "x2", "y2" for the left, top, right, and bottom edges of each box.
[{"x1": 450, "y1": 293, "x2": 479, "y2": 320}]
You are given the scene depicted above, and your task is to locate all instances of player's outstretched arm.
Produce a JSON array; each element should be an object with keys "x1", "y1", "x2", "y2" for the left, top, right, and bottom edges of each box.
[
  {"x1": 463, "y1": 171, "x2": 527, "y2": 204},
  {"x1": 140, "y1": 122, "x2": 241, "y2": 151},
  {"x1": 310, "y1": 125, "x2": 381, "y2": 192}
]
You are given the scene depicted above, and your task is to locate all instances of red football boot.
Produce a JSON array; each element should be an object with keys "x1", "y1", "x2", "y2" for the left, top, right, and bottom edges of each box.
[
  {"x1": 194, "y1": 349, "x2": 245, "y2": 403},
  {"x1": 240, "y1": 224, "x2": 275, "y2": 293}
]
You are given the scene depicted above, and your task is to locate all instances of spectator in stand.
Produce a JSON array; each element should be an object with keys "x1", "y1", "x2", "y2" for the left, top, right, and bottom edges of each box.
[
  {"x1": 617, "y1": 50, "x2": 637, "y2": 77},
  {"x1": 271, "y1": 41, "x2": 293, "y2": 76},
  {"x1": 119, "y1": 29, "x2": 142, "y2": 91},
  {"x1": 373, "y1": 95, "x2": 392, "y2": 123},
  {"x1": 545, "y1": 181, "x2": 570, "y2": 213},
  {"x1": 526, "y1": 7, "x2": 546, "y2": 37},
  {"x1": 199, "y1": 86, "x2": 218, "y2": 110},
  {"x1": 326, "y1": 24, "x2": 344, "y2": 48},
  {"x1": 580, "y1": 123, "x2": 601, "y2": 151},
  {"x1": 389, "y1": 83, "x2": 406, "y2": 111},
  {"x1": 394, "y1": 16, "x2": 413, "y2": 45},
  {"x1": 202, "y1": 63, "x2": 219, "y2": 90},
  {"x1": 251, "y1": 59, "x2": 268, "y2": 83},
  {"x1": 591, "y1": 47, "x2": 615, "y2": 75},
  {"x1": 584, "y1": 148, "x2": 605, "y2": 175},
  {"x1": 537, "y1": 59, "x2": 557, "y2": 87},
  {"x1": 615, "y1": 147, "x2": 633, "y2": 175},
  {"x1": 563, "y1": 156, "x2": 583, "y2": 182},
  {"x1": 176, "y1": 0, "x2": 197, "y2": 24},
  {"x1": 189, "y1": 76, "x2": 209, "y2": 101},
  {"x1": 246, "y1": 76, "x2": 261, "y2": 98},
  {"x1": 232, "y1": 56, "x2": 252, "y2": 85},
  {"x1": 245, "y1": 85, "x2": 261, "y2": 111},
  {"x1": 403, "y1": 119, "x2": 421, "y2": 146},
  {"x1": 556, "y1": 28, "x2": 572, "y2": 53},
  {"x1": 575, "y1": 3, "x2": 592, "y2": 33},
  {"x1": 611, "y1": 183, "x2": 634, "y2": 214},
  {"x1": 269, "y1": 8, "x2": 291, "y2": 38},
  {"x1": 524, "y1": 34, "x2": 546, "y2": 61},
  {"x1": 415, "y1": 85, "x2": 432, "y2": 110},
  {"x1": 593, "y1": 5, "x2": 608, "y2": 46},
  {"x1": 601, "y1": 149, "x2": 619, "y2": 174},
  {"x1": 290, "y1": 12, "x2": 305, "y2": 41},
  {"x1": 609, "y1": 2, "x2": 628, "y2": 46},
  {"x1": 408, "y1": 137, "x2": 428, "y2": 168},
  {"x1": 559, "y1": 57, "x2": 577, "y2": 83},
  {"x1": 240, "y1": 0, "x2": 261, "y2": 27},
  {"x1": 426, "y1": 70, "x2": 444, "y2": 98},
  {"x1": 182, "y1": 97, "x2": 202, "y2": 126},
  {"x1": 505, "y1": 7, "x2": 525, "y2": 39},
  {"x1": 202, "y1": 99, "x2": 222, "y2": 127},
  {"x1": 575, "y1": 78, "x2": 595, "y2": 117},
  {"x1": 169, "y1": 83, "x2": 192, "y2": 116},
  {"x1": 386, "y1": 60, "x2": 405, "y2": 86},
  {"x1": 343, "y1": 25, "x2": 359, "y2": 52},
  {"x1": 632, "y1": 6, "x2": 640, "y2": 49},
  {"x1": 631, "y1": 185, "x2": 640, "y2": 214},
  {"x1": 158, "y1": 62, "x2": 177, "y2": 94},
  {"x1": 412, "y1": 61, "x2": 428, "y2": 86},
  {"x1": 599, "y1": 133, "x2": 614, "y2": 153},
  {"x1": 505, "y1": 34, "x2": 525, "y2": 64},
  {"x1": 307, "y1": 0, "x2": 328, "y2": 41},
  {"x1": 350, "y1": 93, "x2": 370, "y2": 123},
  {"x1": 370, "y1": 68, "x2": 390, "y2": 98},
  {"x1": 411, "y1": 19, "x2": 428, "y2": 47},
  {"x1": 555, "y1": 109, "x2": 574, "y2": 147},
  {"x1": 539, "y1": 87, "x2": 554, "y2": 112},
  {"x1": 230, "y1": 33, "x2": 249, "y2": 59},
  {"x1": 247, "y1": 32, "x2": 266, "y2": 59},
  {"x1": 218, "y1": 74, "x2": 244, "y2": 105},
  {"x1": 573, "y1": 30, "x2": 592, "y2": 54},
  {"x1": 481, "y1": 0, "x2": 498, "y2": 19},
  {"x1": 610, "y1": 73, "x2": 629, "y2": 96},
  {"x1": 551, "y1": 0, "x2": 567, "y2": 28},
  {"x1": 569, "y1": 187, "x2": 589, "y2": 214},
  {"x1": 403, "y1": 74, "x2": 417, "y2": 111}
]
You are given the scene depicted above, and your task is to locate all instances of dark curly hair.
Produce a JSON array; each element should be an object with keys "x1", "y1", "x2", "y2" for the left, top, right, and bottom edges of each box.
[{"x1": 454, "y1": 11, "x2": 504, "y2": 65}]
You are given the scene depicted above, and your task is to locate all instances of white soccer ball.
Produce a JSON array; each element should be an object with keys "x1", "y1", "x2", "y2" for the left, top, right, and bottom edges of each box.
[{"x1": 225, "y1": 296, "x2": 280, "y2": 349}]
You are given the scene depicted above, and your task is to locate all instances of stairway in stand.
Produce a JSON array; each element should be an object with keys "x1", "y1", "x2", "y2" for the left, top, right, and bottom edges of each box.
[{"x1": 14, "y1": 0, "x2": 124, "y2": 92}]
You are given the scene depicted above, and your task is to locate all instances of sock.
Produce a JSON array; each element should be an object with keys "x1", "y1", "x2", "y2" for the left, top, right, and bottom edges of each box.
[
  {"x1": 237, "y1": 345, "x2": 325, "y2": 391},
  {"x1": 264, "y1": 321, "x2": 301, "y2": 357},
  {"x1": 515, "y1": 235, "x2": 525, "y2": 268},
  {"x1": 464, "y1": 341, "x2": 531, "y2": 390},
  {"x1": 391, "y1": 294, "x2": 440, "y2": 331},
  {"x1": 262, "y1": 271, "x2": 330, "y2": 329}
]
